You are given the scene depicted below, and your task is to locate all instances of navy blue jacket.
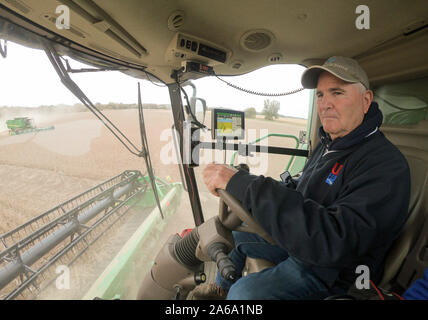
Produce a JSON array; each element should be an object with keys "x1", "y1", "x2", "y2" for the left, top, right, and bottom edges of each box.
[{"x1": 226, "y1": 102, "x2": 411, "y2": 288}]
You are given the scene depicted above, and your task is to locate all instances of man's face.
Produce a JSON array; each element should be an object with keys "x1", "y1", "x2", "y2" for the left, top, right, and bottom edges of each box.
[{"x1": 316, "y1": 72, "x2": 373, "y2": 140}]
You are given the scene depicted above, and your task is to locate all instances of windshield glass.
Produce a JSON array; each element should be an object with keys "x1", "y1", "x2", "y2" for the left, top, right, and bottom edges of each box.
[
  {"x1": 0, "y1": 39, "x2": 310, "y2": 300},
  {"x1": 184, "y1": 65, "x2": 310, "y2": 221},
  {"x1": 0, "y1": 41, "x2": 175, "y2": 226},
  {"x1": 0, "y1": 40, "x2": 184, "y2": 299}
]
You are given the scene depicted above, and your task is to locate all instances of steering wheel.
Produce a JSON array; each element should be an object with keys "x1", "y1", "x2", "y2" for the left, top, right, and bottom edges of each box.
[{"x1": 217, "y1": 189, "x2": 276, "y2": 245}]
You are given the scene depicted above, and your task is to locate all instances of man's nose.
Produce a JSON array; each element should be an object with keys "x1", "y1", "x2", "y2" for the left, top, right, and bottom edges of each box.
[{"x1": 318, "y1": 95, "x2": 333, "y2": 111}]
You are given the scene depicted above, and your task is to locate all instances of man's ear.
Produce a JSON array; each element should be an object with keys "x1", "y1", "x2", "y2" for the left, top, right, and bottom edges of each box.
[{"x1": 363, "y1": 90, "x2": 373, "y2": 114}]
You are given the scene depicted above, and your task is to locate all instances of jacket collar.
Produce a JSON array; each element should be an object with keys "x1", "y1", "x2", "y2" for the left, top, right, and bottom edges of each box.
[{"x1": 318, "y1": 102, "x2": 383, "y2": 151}]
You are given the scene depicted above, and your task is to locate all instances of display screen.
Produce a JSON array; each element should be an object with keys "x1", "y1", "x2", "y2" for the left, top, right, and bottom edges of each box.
[{"x1": 211, "y1": 109, "x2": 245, "y2": 139}]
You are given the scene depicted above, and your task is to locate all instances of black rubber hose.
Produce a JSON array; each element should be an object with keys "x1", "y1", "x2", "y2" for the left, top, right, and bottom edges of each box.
[
  {"x1": 173, "y1": 229, "x2": 237, "y2": 282},
  {"x1": 173, "y1": 229, "x2": 202, "y2": 267}
]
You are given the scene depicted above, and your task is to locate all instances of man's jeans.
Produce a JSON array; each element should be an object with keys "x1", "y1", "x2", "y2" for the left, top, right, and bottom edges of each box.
[{"x1": 215, "y1": 231, "x2": 338, "y2": 300}]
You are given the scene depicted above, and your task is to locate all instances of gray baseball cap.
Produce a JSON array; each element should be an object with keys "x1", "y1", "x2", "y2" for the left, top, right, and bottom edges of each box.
[{"x1": 301, "y1": 56, "x2": 370, "y2": 89}]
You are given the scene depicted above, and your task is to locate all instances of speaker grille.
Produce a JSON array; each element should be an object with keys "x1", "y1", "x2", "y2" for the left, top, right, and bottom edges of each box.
[
  {"x1": 168, "y1": 11, "x2": 185, "y2": 31},
  {"x1": 241, "y1": 30, "x2": 274, "y2": 52}
]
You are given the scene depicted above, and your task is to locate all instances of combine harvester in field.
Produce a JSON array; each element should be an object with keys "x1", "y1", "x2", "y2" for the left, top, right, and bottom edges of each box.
[{"x1": 6, "y1": 117, "x2": 55, "y2": 136}]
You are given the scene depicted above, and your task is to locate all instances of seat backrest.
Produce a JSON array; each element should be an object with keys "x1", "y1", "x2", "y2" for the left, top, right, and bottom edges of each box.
[
  {"x1": 395, "y1": 210, "x2": 428, "y2": 291},
  {"x1": 379, "y1": 121, "x2": 428, "y2": 288}
]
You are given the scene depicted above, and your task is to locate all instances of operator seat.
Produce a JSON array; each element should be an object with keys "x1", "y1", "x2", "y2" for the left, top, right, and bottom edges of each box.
[{"x1": 379, "y1": 124, "x2": 428, "y2": 289}]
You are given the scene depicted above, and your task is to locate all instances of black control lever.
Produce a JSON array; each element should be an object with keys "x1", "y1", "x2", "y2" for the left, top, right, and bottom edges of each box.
[
  {"x1": 234, "y1": 163, "x2": 249, "y2": 172},
  {"x1": 207, "y1": 242, "x2": 237, "y2": 282}
]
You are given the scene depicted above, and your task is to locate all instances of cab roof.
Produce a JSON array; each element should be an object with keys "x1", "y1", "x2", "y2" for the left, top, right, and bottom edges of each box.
[{"x1": 1, "y1": 0, "x2": 427, "y2": 85}]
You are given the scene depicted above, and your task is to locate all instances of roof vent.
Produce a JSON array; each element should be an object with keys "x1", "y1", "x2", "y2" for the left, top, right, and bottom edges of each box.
[
  {"x1": 168, "y1": 10, "x2": 185, "y2": 31},
  {"x1": 231, "y1": 60, "x2": 243, "y2": 69},
  {"x1": 240, "y1": 29, "x2": 274, "y2": 52}
]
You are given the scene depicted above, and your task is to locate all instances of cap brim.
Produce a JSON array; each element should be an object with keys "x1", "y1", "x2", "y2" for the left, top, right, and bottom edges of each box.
[
  {"x1": 301, "y1": 67, "x2": 324, "y2": 89},
  {"x1": 301, "y1": 65, "x2": 360, "y2": 89}
]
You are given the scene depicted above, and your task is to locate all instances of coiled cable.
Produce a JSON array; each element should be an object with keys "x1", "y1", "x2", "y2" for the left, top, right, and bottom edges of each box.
[{"x1": 214, "y1": 73, "x2": 305, "y2": 97}]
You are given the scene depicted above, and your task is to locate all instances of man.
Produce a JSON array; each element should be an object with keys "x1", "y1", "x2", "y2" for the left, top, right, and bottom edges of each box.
[{"x1": 199, "y1": 56, "x2": 411, "y2": 300}]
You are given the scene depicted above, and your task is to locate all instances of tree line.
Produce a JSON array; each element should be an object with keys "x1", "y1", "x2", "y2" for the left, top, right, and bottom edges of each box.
[
  {"x1": 0, "y1": 102, "x2": 171, "y2": 114},
  {"x1": 244, "y1": 99, "x2": 281, "y2": 121},
  {"x1": 2, "y1": 100, "x2": 286, "y2": 121}
]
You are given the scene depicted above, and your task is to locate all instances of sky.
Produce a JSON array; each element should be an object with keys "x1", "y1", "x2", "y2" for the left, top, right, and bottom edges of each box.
[{"x1": 0, "y1": 41, "x2": 311, "y2": 119}]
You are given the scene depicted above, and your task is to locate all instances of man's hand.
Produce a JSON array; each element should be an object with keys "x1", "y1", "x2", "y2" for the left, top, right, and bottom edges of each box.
[{"x1": 203, "y1": 163, "x2": 238, "y2": 197}]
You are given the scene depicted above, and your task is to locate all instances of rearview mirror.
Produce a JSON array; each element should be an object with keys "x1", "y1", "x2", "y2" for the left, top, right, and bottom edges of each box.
[
  {"x1": 191, "y1": 97, "x2": 206, "y2": 125},
  {"x1": 182, "y1": 80, "x2": 206, "y2": 125}
]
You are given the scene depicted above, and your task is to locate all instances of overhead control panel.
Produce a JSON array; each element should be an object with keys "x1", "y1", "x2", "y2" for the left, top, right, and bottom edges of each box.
[{"x1": 166, "y1": 32, "x2": 231, "y2": 67}]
